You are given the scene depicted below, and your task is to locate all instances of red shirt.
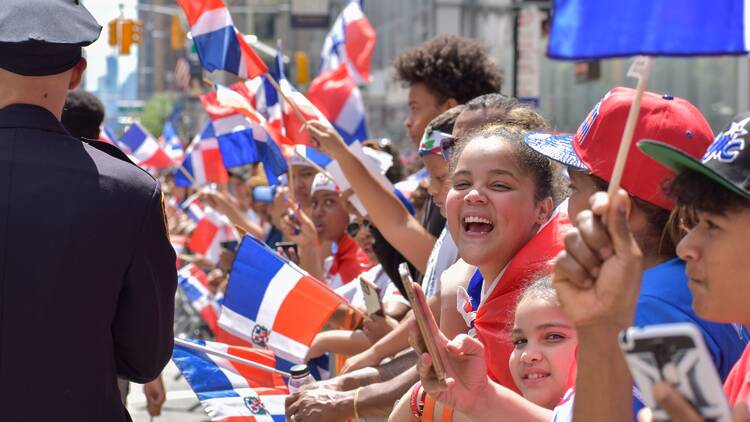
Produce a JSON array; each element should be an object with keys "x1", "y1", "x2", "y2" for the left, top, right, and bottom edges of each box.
[
  {"x1": 725, "y1": 343, "x2": 750, "y2": 407},
  {"x1": 325, "y1": 234, "x2": 372, "y2": 288}
]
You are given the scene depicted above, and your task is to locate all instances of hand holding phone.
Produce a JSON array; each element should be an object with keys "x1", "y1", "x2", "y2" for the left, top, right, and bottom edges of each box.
[
  {"x1": 360, "y1": 276, "x2": 383, "y2": 317},
  {"x1": 619, "y1": 323, "x2": 731, "y2": 422}
]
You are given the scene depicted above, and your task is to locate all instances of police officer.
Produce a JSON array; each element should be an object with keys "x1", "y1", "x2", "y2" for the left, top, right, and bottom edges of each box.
[{"x1": 0, "y1": 1, "x2": 177, "y2": 421}]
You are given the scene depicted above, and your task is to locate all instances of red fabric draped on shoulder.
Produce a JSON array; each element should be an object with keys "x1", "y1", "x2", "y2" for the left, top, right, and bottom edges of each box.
[{"x1": 473, "y1": 206, "x2": 572, "y2": 392}]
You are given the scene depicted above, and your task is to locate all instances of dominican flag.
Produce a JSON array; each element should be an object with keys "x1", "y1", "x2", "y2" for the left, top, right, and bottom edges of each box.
[
  {"x1": 174, "y1": 123, "x2": 229, "y2": 187},
  {"x1": 181, "y1": 195, "x2": 205, "y2": 224},
  {"x1": 231, "y1": 76, "x2": 288, "y2": 147},
  {"x1": 200, "y1": 86, "x2": 288, "y2": 183},
  {"x1": 173, "y1": 338, "x2": 288, "y2": 422},
  {"x1": 271, "y1": 49, "x2": 330, "y2": 147},
  {"x1": 188, "y1": 206, "x2": 238, "y2": 265},
  {"x1": 161, "y1": 121, "x2": 185, "y2": 162},
  {"x1": 395, "y1": 167, "x2": 429, "y2": 200},
  {"x1": 178, "y1": 264, "x2": 223, "y2": 333},
  {"x1": 120, "y1": 123, "x2": 175, "y2": 169},
  {"x1": 218, "y1": 236, "x2": 346, "y2": 363},
  {"x1": 308, "y1": 64, "x2": 369, "y2": 146},
  {"x1": 548, "y1": 0, "x2": 750, "y2": 59},
  {"x1": 177, "y1": 0, "x2": 268, "y2": 78},
  {"x1": 98, "y1": 126, "x2": 118, "y2": 146},
  {"x1": 319, "y1": 0, "x2": 376, "y2": 84}
]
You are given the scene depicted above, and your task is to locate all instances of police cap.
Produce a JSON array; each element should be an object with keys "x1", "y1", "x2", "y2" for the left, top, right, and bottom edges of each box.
[{"x1": 0, "y1": 0, "x2": 101, "y2": 76}]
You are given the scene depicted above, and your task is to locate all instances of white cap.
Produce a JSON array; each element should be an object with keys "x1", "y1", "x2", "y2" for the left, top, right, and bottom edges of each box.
[{"x1": 310, "y1": 173, "x2": 338, "y2": 195}]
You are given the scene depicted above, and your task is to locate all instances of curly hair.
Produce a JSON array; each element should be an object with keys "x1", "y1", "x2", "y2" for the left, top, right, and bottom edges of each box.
[
  {"x1": 464, "y1": 93, "x2": 550, "y2": 131},
  {"x1": 667, "y1": 170, "x2": 750, "y2": 215},
  {"x1": 393, "y1": 35, "x2": 502, "y2": 104}
]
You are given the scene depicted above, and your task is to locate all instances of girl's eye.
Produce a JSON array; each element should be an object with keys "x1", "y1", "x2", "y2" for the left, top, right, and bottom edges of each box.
[
  {"x1": 490, "y1": 183, "x2": 510, "y2": 191},
  {"x1": 544, "y1": 333, "x2": 566, "y2": 342},
  {"x1": 452, "y1": 181, "x2": 471, "y2": 190},
  {"x1": 512, "y1": 338, "x2": 527, "y2": 347}
]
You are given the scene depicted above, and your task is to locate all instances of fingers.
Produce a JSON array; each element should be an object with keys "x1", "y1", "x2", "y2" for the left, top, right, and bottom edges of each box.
[
  {"x1": 606, "y1": 189, "x2": 640, "y2": 256},
  {"x1": 575, "y1": 210, "x2": 613, "y2": 260},
  {"x1": 563, "y1": 227, "x2": 603, "y2": 279},
  {"x1": 417, "y1": 352, "x2": 447, "y2": 394},
  {"x1": 636, "y1": 407, "x2": 653, "y2": 422},
  {"x1": 445, "y1": 334, "x2": 485, "y2": 359},
  {"x1": 407, "y1": 319, "x2": 426, "y2": 356},
  {"x1": 285, "y1": 392, "x2": 301, "y2": 417},
  {"x1": 652, "y1": 382, "x2": 704, "y2": 422},
  {"x1": 553, "y1": 250, "x2": 594, "y2": 289}
]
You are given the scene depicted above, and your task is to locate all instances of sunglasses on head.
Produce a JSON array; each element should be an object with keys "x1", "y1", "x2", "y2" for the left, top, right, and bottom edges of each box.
[
  {"x1": 439, "y1": 134, "x2": 457, "y2": 161},
  {"x1": 346, "y1": 219, "x2": 371, "y2": 237}
]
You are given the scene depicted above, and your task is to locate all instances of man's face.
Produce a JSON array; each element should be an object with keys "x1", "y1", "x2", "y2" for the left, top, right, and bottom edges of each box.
[
  {"x1": 311, "y1": 190, "x2": 349, "y2": 243},
  {"x1": 676, "y1": 206, "x2": 750, "y2": 326},
  {"x1": 404, "y1": 82, "x2": 449, "y2": 146},
  {"x1": 292, "y1": 165, "x2": 318, "y2": 208}
]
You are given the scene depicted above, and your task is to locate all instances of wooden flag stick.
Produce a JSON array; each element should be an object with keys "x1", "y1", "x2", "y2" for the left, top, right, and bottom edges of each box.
[
  {"x1": 292, "y1": 148, "x2": 336, "y2": 181},
  {"x1": 174, "y1": 337, "x2": 291, "y2": 377},
  {"x1": 607, "y1": 57, "x2": 653, "y2": 200},
  {"x1": 264, "y1": 74, "x2": 309, "y2": 127}
]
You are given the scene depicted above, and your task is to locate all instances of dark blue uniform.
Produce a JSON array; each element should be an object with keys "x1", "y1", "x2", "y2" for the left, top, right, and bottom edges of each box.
[{"x1": 0, "y1": 105, "x2": 177, "y2": 420}]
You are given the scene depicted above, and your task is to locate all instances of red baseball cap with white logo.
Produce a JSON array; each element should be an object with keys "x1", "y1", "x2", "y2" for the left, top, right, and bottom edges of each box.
[{"x1": 572, "y1": 87, "x2": 714, "y2": 210}]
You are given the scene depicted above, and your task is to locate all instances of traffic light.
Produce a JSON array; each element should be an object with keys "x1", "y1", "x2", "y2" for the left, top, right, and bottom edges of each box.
[
  {"x1": 294, "y1": 51, "x2": 309, "y2": 86},
  {"x1": 171, "y1": 15, "x2": 186, "y2": 50},
  {"x1": 119, "y1": 19, "x2": 143, "y2": 56},
  {"x1": 108, "y1": 19, "x2": 118, "y2": 47}
]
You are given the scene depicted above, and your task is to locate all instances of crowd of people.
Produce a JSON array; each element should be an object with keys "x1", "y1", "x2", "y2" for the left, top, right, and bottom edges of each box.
[
  {"x1": 4, "y1": 1, "x2": 750, "y2": 421},
  {"x1": 126, "y1": 33, "x2": 748, "y2": 421}
]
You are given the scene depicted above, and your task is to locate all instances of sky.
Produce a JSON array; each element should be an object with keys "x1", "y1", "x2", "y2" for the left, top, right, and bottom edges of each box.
[{"x1": 83, "y1": 0, "x2": 138, "y2": 91}]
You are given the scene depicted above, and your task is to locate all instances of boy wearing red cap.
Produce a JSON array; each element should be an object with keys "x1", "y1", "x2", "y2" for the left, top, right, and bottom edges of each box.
[{"x1": 526, "y1": 88, "x2": 749, "y2": 420}]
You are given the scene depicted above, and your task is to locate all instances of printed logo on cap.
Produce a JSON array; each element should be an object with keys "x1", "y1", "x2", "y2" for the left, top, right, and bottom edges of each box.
[
  {"x1": 702, "y1": 116, "x2": 750, "y2": 163},
  {"x1": 576, "y1": 99, "x2": 603, "y2": 145}
]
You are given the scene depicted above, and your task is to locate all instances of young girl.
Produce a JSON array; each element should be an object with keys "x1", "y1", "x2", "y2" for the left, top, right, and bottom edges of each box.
[
  {"x1": 389, "y1": 124, "x2": 572, "y2": 421},
  {"x1": 390, "y1": 276, "x2": 577, "y2": 421}
]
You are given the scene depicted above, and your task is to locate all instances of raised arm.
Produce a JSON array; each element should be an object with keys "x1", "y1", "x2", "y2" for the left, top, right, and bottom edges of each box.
[{"x1": 307, "y1": 121, "x2": 436, "y2": 272}]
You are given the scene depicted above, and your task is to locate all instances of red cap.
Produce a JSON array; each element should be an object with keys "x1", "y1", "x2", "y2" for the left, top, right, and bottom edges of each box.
[{"x1": 573, "y1": 87, "x2": 714, "y2": 210}]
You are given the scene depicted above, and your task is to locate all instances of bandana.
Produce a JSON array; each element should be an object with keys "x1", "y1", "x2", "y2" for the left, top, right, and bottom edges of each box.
[{"x1": 418, "y1": 130, "x2": 452, "y2": 157}]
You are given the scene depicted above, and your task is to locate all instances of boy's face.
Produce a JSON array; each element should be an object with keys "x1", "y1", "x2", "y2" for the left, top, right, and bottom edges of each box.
[
  {"x1": 311, "y1": 190, "x2": 349, "y2": 243},
  {"x1": 677, "y1": 206, "x2": 750, "y2": 326},
  {"x1": 566, "y1": 169, "x2": 599, "y2": 220}
]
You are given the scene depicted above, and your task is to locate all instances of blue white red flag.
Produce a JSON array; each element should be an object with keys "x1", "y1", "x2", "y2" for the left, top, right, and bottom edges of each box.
[
  {"x1": 200, "y1": 86, "x2": 288, "y2": 182},
  {"x1": 161, "y1": 121, "x2": 186, "y2": 162},
  {"x1": 178, "y1": 264, "x2": 223, "y2": 333},
  {"x1": 174, "y1": 123, "x2": 229, "y2": 187},
  {"x1": 231, "y1": 76, "x2": 288, "y2": 147},
  {"x1": 218, "y1": 236, "x2": 346, "y2": 363},
  {"x1": 98, "y1": 126, "x2": 118, "y2": 146},
  {"x1": 308, "y1": 64, "x2": 369, "y2": 146},
  {"x1": 548, "y1": 0, "x2": 750, "y2": 60},
  {"x1": 172, "y1": 338, "x2": 287, "y2": 421},
  {"x1": 176, "y1": 0, "x2": 268, "y2": 78},
  {"x1": 181, "y1": 195, "x2": 205, "y2": 224},
  {"x1": 187, "y1": 206, "x2": 238, "y2": 265},
  {"x1": 319, "y1": 0, "x2": 376, "y2": 84},
  {"x1": 395, "y1": 167, "x2": 428, "y2": 200},
  {"x1": 120, "y1": 123, "x2": 175, "y2": 169}
]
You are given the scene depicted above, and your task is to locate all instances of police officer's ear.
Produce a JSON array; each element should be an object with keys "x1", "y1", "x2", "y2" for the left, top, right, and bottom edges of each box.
[{"x1": 67, "y1": 58, "x2": 87, "y2": 91}]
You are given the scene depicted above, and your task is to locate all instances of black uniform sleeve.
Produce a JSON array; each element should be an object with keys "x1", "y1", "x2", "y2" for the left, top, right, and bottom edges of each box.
[{"x1": 113, "y1": 185, "x2": 177, "y2": 383}]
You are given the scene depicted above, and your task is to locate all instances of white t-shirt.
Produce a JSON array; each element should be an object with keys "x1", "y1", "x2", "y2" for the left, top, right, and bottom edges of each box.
[{"x1": 422, "y1": 226, "x2": 459, "y2": 298}]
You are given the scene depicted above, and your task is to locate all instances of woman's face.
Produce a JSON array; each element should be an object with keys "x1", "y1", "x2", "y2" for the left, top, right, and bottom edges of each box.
[
  {"x1": 446, "y1": 136, "x2": 551, "y2": 278},
  {"x1": 422, "y1": 154, "x2": 450, "y2": 216},
  {"x1": 352, "y1": 218, "x2": 377, "y2": 263},
  {"x1": 509, "y1": 297, "x2": 578, "y2": 409},
  {"x1": 311, "y1": 191, "x2": 349, "y2": 243}
]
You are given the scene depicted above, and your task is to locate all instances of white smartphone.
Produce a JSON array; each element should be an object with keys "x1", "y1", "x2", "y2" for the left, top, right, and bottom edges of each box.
[
  {"x1": 359, "y1": 276, "x2": 383, "y2": 317},
  {"x1": 619, "y1": 323, "x2": 731, "y2": 422}
]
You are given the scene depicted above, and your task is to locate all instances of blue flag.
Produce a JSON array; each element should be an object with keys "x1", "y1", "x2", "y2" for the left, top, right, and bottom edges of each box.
[{"x1": 548, "y1": 0, "x2": 749, "y2": 59}]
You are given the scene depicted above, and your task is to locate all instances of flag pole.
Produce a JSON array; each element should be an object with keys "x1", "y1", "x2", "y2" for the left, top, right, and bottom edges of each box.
[
  {"x1": 176, "y1": 163, "x2": 198, "y2": 186},
  {"x1": 265, "y1": 74, "x2": 309, "y2": 128},
  {"x1": 174, "y1": 337, "x2": 291, "y2": 378},
  {"x1": 607, "y1": 56, "x2": 653, "y2": 200},
  {"x1": 292, "y1": 148, "x2": 336, "y2": 181}
]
